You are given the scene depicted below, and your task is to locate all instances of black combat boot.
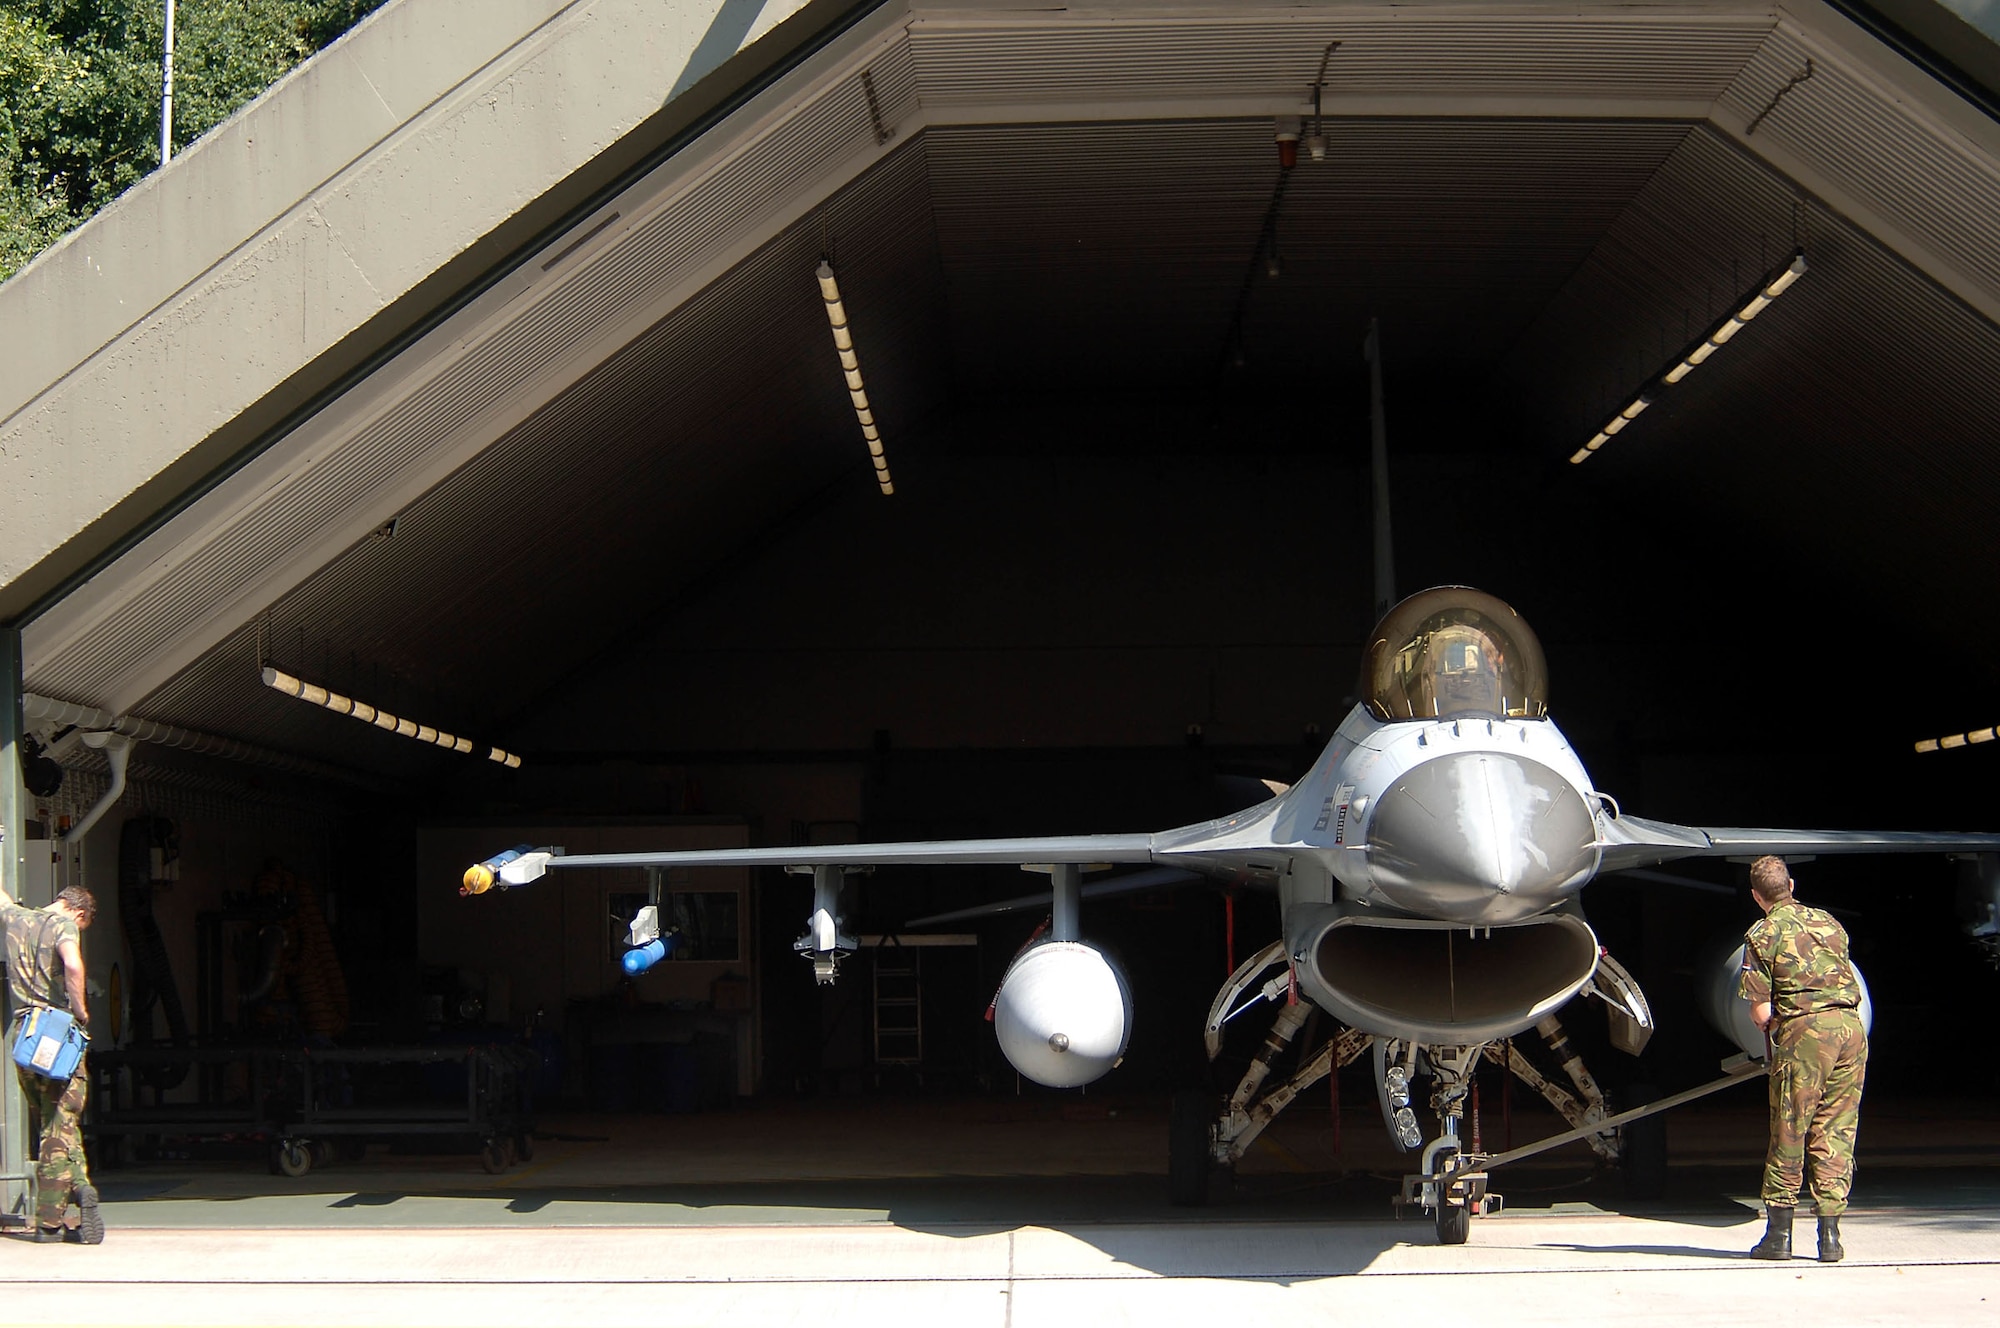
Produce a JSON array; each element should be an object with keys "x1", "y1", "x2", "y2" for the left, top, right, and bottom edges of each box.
[
  {"x1": 1817, "y1": 1215, "x2": 1843, "y2": 1263},
  {"x1": 75, "y1": 1184, "x2": 102, "y2": 1245},
  {"x1": 1749, "y1": 1204, "x2": 1794, "y2": 1259}
]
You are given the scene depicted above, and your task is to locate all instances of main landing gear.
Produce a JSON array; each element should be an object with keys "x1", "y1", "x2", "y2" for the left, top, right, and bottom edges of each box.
[{"x1": 1175, "y1": 940, "x2": 1659, "y2": 1244}]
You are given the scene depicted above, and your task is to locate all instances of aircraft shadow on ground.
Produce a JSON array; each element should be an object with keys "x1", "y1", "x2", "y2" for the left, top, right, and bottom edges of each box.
[
  {"x1": 99, "y1": 1158, "x2": 2000, "y2": 1282},
  {"x1": 107, "y1": 1171, "x2": 1422, "y2": 1280},
  {"x1": 94, "y1": 1167, "x2": 1737, "y2": 1282}
]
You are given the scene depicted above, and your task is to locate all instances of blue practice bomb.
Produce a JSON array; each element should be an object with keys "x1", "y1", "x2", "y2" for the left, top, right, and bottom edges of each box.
[{"x1": 621, "y1": 936, "x2": 676, "y2": 975}]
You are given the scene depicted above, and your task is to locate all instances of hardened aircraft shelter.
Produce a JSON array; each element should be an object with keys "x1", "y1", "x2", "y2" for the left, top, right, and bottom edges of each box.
[{"x1": 2, "y1": 0, "x2": 2000, "y2": 1242}]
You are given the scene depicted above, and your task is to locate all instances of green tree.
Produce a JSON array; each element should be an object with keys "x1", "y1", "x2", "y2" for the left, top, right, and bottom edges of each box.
[{"x1": 0, "y1": 0, "x2": 385, "y2": 282}]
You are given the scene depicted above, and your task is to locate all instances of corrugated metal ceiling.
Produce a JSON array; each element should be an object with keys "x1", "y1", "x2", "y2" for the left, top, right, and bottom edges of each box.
[
  {"x1": 928, "y1": 118, "x2": 1697, "y2": 389},
  {"x1": 907, "y1": 10, "x2": 1773, "y2": 105}
]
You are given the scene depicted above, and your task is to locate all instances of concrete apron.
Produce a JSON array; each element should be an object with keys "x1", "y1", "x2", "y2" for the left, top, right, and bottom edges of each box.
[{"x1": 0, "y1": 1211, "x2": 1996, "y2": 1327}]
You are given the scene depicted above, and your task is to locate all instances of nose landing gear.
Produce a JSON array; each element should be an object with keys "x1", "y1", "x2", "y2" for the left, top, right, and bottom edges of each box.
[
  {"x1": 1183, "y1": 941, "x2": 1671, "y2": 1243},
  {"x1": 1391, "y1": 1043, "x2": 1500, "y2": 1244}
]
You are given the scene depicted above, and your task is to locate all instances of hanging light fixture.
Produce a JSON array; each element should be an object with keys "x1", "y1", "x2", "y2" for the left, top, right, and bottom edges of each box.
[
  {"x1": 817, "y1": 261, "x2": 893, "y2": 496},
  {"x1": 1570, "y1": 252, "x2": 1808, "y2": 465},
  {"x1": 1914, "y1": 725, "x2": 1998, "y2": 754},
  {"x1": 261, "y1": 667, "x2": 521, "y2": 767}
]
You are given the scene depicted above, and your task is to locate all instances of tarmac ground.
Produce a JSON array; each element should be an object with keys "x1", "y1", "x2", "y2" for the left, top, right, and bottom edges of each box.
[{"x1": 2, "y1": 1091, "x2": 1995, "y2": 1326}]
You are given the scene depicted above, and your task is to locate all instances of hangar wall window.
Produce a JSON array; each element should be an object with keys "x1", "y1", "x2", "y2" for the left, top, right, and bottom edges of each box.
[{"x1": 1360, "y1": 587, "x2": 1550, "y2": 722}]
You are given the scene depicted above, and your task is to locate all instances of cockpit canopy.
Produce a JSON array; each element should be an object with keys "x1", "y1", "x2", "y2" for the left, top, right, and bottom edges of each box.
[{"x1": 1360, "y1": 587, "x2": 1550, "y2": 722}]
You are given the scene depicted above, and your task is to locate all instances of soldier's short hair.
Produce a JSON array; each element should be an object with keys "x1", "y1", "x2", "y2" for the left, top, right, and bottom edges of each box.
[
  {"x1": 56, "y1": 885, "x2": 96, "y2": 927},
  {"x1": 1748, "y1": 855, "x2": 1793, "y2": 901}
]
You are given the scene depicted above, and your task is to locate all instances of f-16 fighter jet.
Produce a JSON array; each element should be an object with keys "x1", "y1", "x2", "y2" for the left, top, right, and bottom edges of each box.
[{"x1": 463, "y1": 584, "x2": 2000, "y2": 1242}]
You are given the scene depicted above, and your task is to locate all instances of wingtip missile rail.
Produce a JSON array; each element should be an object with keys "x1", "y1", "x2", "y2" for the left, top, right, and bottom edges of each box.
[{"x1": 461, "y1": 845, "x2": 558, "y2": 895}]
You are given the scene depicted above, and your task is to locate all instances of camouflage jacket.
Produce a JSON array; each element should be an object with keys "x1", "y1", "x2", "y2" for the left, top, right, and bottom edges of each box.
[
  {"x1": 1738, "y1": 900, "x2": 1861, "y2": 1020},
  {"x1": 1, "y1": 898, "x2": 76, "y2": 1013}
]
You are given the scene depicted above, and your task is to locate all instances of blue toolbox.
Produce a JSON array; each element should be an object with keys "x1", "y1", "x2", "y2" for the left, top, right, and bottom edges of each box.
[{"x1": 11, "y1": 1008, "x2": 87, "y2": 1081}]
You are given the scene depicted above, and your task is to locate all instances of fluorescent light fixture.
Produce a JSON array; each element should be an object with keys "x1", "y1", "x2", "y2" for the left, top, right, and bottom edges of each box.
[
  {"x1": 1570, "y1": 251, "x2": 1807, "y2": 465},
  {"x1": 818, "y1": 261, "x2": 893, "y2": 496},
  {"x1": 1915, "y1": 723, "x2": 1999, "y2": 754},
  {"x1": 1764, "y1": 255, "x2": 1807, "y2": 297},
  {"x1": 261, "y1": 666, "x2": 519, "y2": 766}
]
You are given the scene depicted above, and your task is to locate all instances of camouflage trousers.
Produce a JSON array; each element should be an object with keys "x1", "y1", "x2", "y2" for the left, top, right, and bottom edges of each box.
[
  {"x1": 16, "y1": 1064, "x2": 90, "y2": 1229},
  {"x1": 1763, "y1": 1008, "x2": 1867, "y2": 1216}
]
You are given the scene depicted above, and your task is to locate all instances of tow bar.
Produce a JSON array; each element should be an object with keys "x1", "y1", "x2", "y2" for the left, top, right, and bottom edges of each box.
[{"x1": 1399, "y1": 1053, "x2": 1767, "y2": 1221}]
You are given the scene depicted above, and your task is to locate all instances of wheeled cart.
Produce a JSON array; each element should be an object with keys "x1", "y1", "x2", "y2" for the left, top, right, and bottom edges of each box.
[{"x1": 88, "y1": 1041, "x2": 539, "y2": 1176}]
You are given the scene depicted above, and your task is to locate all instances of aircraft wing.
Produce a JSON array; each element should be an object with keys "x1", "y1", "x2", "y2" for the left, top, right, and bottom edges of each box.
[
  {"x1": 905, "y1": 865, "x2": 1209, "y2": 927},
  {"x1": 545, "y1": 834, "x2": 1154, "y2": 870},
  {"x1": 1598, "y1": 814, "x2": 2000, "y2": 874},
  {"x1": 464, "y1": 834, "x2": 1159, "y2": 890}
]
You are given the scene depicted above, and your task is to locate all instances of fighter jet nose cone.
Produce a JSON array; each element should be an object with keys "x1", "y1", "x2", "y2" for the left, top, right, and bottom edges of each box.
[{"x1": 1365, "y1": 750, "x2": 1598, "y2": 923}]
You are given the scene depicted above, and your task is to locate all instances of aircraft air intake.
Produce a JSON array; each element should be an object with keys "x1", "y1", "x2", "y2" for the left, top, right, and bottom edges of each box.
[
  {"x1": 1308, "y1": 911, "x2": 1600, "y2": 1046},
  {"x1": 991, "y1": 941, "x2": 1132, "y2": 1088}
]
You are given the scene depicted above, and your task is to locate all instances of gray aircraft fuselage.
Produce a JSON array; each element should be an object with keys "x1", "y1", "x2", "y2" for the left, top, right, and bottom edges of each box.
[{"x1": 1149, "y1": 698, "x2": 1605, "y2": 1046}]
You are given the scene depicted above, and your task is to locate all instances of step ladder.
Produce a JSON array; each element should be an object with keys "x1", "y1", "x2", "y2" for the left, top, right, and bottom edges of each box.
[{"x1": 871, "y1": 944, "x2": 923, "y2": 1077}]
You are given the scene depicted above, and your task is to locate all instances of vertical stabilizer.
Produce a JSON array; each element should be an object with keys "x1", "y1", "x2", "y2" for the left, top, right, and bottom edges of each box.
[{"x1": 1363, "y1": 319, "x2": 1396, "y2": 622}]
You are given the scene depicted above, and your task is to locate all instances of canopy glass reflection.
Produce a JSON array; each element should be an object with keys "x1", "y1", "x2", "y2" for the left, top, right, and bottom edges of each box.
[{"x1": 1361, "y1": 587, "x2": 1550, "y2": 722}]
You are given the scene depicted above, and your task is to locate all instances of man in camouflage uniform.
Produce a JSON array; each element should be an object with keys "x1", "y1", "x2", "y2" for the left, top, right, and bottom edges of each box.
[
  {"x1": 1738, "y1": 855, "x2": 1866, "y2": 1263},
  {"x1": 2, "y1": 881, "x2": 102, "y2": 1244}
]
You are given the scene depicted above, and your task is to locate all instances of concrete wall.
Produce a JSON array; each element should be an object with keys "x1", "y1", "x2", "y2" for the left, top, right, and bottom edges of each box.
[{"x1": 0, "y1": 0, "x2": 828, "y2": 616}]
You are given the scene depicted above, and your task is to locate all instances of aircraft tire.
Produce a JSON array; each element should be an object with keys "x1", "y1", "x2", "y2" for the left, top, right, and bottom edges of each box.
[
  {"x1": 1436, "y1": 1200, "x2": 1470, "y2": 1245},
  {"x1": 1168, "y1": 1089, "x2": 1214, "y2": 1207},
  {"x1": 1621, "y1": 1082, "x2": 1667, "y2": 1200}
]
